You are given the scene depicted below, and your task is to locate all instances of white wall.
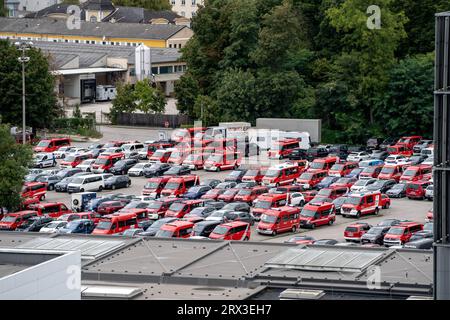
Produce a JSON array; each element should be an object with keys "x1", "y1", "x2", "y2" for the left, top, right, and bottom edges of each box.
[
  {"x1": 0, "y1": 251, "x2": 81, "y2": 300},
  {"x1": 171, "y1": 0, "x2": 204, "y2": 19}
]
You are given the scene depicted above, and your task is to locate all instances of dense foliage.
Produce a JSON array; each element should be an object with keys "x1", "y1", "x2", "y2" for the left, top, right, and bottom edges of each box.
[
  {"x1": 175, "y1": 0, "x2": 447, "y2": 143},
  {"x1": 0, "y1": 124, "x2": 33, "y2": 211}
]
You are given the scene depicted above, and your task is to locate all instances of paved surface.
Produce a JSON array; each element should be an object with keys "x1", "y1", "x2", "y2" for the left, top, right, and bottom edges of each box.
[{"x1": 44, "y1": 127, "x2": 432, "y2": 244}]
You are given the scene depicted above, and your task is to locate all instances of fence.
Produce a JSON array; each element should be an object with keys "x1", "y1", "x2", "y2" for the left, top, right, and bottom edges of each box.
[{"x1": 116, "y1": 113, "x2": 192, "y2": 128}]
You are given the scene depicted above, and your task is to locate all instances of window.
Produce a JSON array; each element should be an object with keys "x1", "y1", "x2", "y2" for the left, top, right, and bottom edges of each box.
[
  {"x1": 159, "y1": 66, "x2": 173, "y2": 74},
  {"x1": 169, "y1": 44, "x2": 172, "y2": 48},
  {"x1": 90, "y1": 16, "x2": 97, "y2": 23},
  {"x1": 151, "y1": 67, "x2": 159, "y2": 75},
  {"x1": 192, "y1": 0, "x2": 196, "y2": 4},
  {"x1": 181, "y1": 0, "x2": 186, "y2": 5},
  {"x1": 367, "y1": 196, "x2": 374, "y2": 204},
  {"x1": 171, "y1": 0, "x2": 176, "y2": 4},
  {"x1": 118, "y1": 221, "x2": 126, "y2": 228}
]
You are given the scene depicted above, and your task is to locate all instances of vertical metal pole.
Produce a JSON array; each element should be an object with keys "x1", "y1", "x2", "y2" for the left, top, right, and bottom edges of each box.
[{"x1": 22, "y1": 49, "x2": 26, "y2": 145}]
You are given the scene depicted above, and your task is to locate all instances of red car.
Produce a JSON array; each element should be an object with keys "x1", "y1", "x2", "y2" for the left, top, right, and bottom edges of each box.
[
  {"x1": 209, "y1": 221, "x2": 251, "y2": 241},
  {"x1": 28, "y1": 202, "x2": 71, "y2": 218},
  {"x1": 257, "y1": 206, "x2": 300, "y2": 236},
  {"x1": 97, "y1": 200, "x2": 127, "y2": 215},
  {"x1": 34, "y1": 138, "x2": 71, "y2": 153},
  {"x1": 217, "y1": 188, "x2": 240, "y2": 202},
  {"x1": 328, "y1": 162, "x2": 358, "y2": 177},
  {"x1": 300, "y1": 202, "x2": 336, "y2": 229},
  {"x1": 285, "y1": 235, "x2": 316, "y2": 245},
  {"x1": 330, "y1": 177, "x2": 357, "y2": 189},
  {"x1": 201, "y1": 188, "x2": 226, "y2": 200},
  {"x1": 383, "y1": 222, "x2": 423, "y2": 246},
  {"x1": 0, "y1": 211, "x2": 38, "y2": 231},
  {"x1": 242, "y1": 169, "x2": 266, "y2": 184},
  {"x1": 406, "y1": 181, "x2": 433, "y2": 200},
  {"x1": 344, "y1": 222, "x2": 372, "y2": 242},
  {"x1": 142, "y1": 176, "x2": 171, "y2": 198},
  {"x1": 233, "y1": 186, "x2": 269, "y2": 204},
  {"x1": 297, "y1": 170, "x2": 328, "y2": 189},
  {"x1": 156, "y1": 220, "x2": 194, "y2": 239},
  {"x1": 380, "y1": 194, "x2": 391, "y2": 209},
  {"x1": 146, "y1": 198, "x2": 180, "y2": 219},
  {"x1": 21, "y1": 182, "x2": 47, "y2": 201},
  {"x1": 164, "y1": 200, "x2": 204, "y2": 218},
  {"x1": 67, "y1": 212, "x2": 103, "y2": 224},
  {"x1": 359, "y1": 165, "x2": 383, "y2": 179}
]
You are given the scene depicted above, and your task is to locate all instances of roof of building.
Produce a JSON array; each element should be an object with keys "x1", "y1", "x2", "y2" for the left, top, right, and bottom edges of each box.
[
  {"x1": 0, "y1": 232, "x2": 434, "y2": 300},
  {"x1": 82, "y1": 0, "x2": 115, "y2": 12},
  {"x1": 0, "y1": 17, "x2": 187, "y2": 40},
  {"x1": 103, "y1": 7, "x2": 182, "y2": 24}
]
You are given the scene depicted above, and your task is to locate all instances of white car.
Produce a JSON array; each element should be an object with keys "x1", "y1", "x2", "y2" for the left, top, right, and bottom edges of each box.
[
  {"x1": 100, "y1": 147, "x2": 123, "y2": 156},
  {"x1": 39, "y1": 221, "x2": 68, "y2": 233},
  {"x1": 385, "y1": 155, "x2": 411, "y2": 165},
  {"x1": 347, "y1": 151, "x2": 371, "y2": 162},
  {"x1": 67, "y1": 147, "x2": 89, "y2": 156},
  {"x1": 53, "y1": 146, "x2": 74, "y2": 159},
  {"x1": 33, "y1": 153, "x2": 56, "y2": 168},
  {"x1": 350, "y1": 178, "x2": 378, "y2": 193},
  {"x1": 289, "y1": 192, "x2": 306, "y2": 207},
  {"x1": 422, "y1": 157, "x2": 434, "y2": 166},
  {"x1": 128, "y1": 162, "x2": 153, "y2": 177},
  {"x1": 425, "y1": 185, "x2": 433, "y2": 201},
  {"x1": 121, "y1": 143, "x2": 145, "y2": 159},
  {"x1": 76, "y1": 159, "x2": 96, "y2": 172}
]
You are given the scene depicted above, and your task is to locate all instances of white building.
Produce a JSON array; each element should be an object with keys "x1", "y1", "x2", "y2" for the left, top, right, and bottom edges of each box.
[
  {"x1": 170, "y1": 0, "x2": 203, "y2": 19},
  {"x1": 5, "y1": 0, "x2": 62, "y2": 17}
]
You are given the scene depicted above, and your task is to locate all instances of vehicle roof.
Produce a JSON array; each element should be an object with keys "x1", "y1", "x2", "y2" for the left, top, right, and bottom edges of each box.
[
  {"x1": 7, "y1": 211, "x2": 37, "y2": 216},
  {"x1": 163, "y1": 220, "x2": 195, "y2": 228},
  {"x1": 98, "y1": 152, "x2": 123, "y2": 158},
  {"x1": 397, "y1": 222, "x2": 423, "y2": 227},
  {"x1": 265, "y1": 206, "x2": 299, "y2": 214},
  {"x1": 217, "y1": 221, "x2": 249, "y2": 228}
]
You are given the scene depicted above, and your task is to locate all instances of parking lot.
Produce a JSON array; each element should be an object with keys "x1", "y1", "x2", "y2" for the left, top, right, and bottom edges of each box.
[{"x1": 41, "y1": 126, "x2": 433, "y2": 243}]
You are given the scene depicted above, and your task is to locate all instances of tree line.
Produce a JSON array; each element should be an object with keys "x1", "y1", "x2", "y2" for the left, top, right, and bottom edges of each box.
[{"x1": 174, "y1": 0, "x2": 447, "y2": 144}]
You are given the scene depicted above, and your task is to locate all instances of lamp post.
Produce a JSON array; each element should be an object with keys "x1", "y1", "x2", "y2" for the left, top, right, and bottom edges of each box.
[{"x1": 15, "y1": 41, "x2": 32, "y2": 145}]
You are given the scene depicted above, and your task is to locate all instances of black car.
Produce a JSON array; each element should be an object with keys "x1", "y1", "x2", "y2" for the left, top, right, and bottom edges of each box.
[
  {"x1": 313, "y1": 239, "x2": 338, "y2": 246},
  {"x1": 185, "y1": 207, "x2": 216, "y2": 218},
  {"x1": 288, "y1": 148, "x2": 308, "y2": 160},
  {"x1": 16, "y1": 216, "x2": 54, "y2": 232},
  {"x1": 143, "y1": 163, "x2": 171, "y2": 178},
  {"x1": 386, "y1": 183, "x2": 407, "y2": 198},
  {"x1": 404, "y1": 238, "x2": 433, "y2": 250},
  {"x1": 364, "y1": 179, "x2": 397, "y2": 193},
  {"x1": 191, "y1": 220, "x2": 222, "y2": 237},
  {"x1": 328, "y1": 144, "x2": 349, "y2": 160},
  {"x1": 222, "y1": 202, "x2": 251, "y2": 213},
  {"x1": 104, "y1": 175, "x2": 131, "y2": 190},
  {"x1": 226, "y1": 211, "x2": 254, "y2": 225},
  {"x1": 224, "y1": 170, "x2": 246, "y2": 183},
  {"x1": 37, "y1": 175, "x2": 61, "y2": 191},
  {"x1": 204, "y1": 201, "x2": 226, "y2": 210},
  {"x1": 56, "y1": 168, "x2": 83, "y2": 180},
  {"x1": 163, "y1": 165, "x2": 191, "y2": 176},
  {"x1": 408, "y1": 231, "x2": 433, "y2": 243},
  {"x1": 361, "y1": 226, "x2": 391, "y2": 245},
  {"x1": 366, "y1": 138, "x2": 384, "y2": 150},
  {"x1": 139, "y1": 217, "x2": 178, "y2": 236},
  {"x1": 370, "y1": 150, "x2": 389, "y2": 161},
  {"x1": 379, "y1": 137, "x2": 398, "y2": 151},
  {"x1": 348, "y1": 145, "x2": 368, "y2": 153},
  {"x1": 200, "y1": 179, "x2": 221, "y2": 189},
  {"x1": 305, "y1": 148, "x2": 329, "y2": 161},
  {"x1": 215, "y1": 181, "x2": 237, "y2": 189},
  {"x1": 110, "y1": 159, "x2": 139, "y2": 175},
  {"x1": 409, "y1": 155, "x2": 427, "y2": 165},
  {"x1": 377, "y1": 219, "x2": 401, "y2": 227}
]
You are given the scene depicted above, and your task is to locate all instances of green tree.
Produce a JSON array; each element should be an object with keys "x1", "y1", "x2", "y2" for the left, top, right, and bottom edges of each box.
[
  {"x1": 0, "y1": 124, "x2": 33, "y2": 211},
  {"x1": 0, "y1": 40, "x2": 59, "y2": 131},
  {"x1": 134, "y1": 81, "x2": 166, "y2": 114},
  {"x1": 174, "y1": 74, "x2": 200, "y2": 116},
  {"x1": 193, "y1": 95, "x2": 220, "y2": 126},
  {"x1": 109, "y1": 82, "x2": 136, "y2": 124},
  {"x1": 374, "y1": 53, "x2": 434, "y2": 138},
  {"x1": 0, "y1": 0, "x2": 6, "y2": 17}
]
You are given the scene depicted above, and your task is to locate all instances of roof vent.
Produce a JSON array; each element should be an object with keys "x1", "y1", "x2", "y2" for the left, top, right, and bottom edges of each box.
[
  {"x1": 82, "y1": 285, "x2": 143, "y2": 299},
  {"x1": 279, "y1": 289, "x2": 325, "y2": 300}
]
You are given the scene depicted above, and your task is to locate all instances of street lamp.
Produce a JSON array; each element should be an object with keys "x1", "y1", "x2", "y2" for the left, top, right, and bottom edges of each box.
[{"x1": 15, "y1": 41, "x2": 33, "y2": 145}]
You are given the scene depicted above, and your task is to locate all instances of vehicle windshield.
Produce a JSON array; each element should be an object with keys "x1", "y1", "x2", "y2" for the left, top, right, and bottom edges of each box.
[
  {"x1": 354, "y1": 180, "x2": 369, "y2": 186},
  {"x1": 114, "y1": 160, "x2": 126, "y2": 167},
  {"x1": 388, "y1": 227, "x2": 405, "y2": 235},
  {"x1": 331, "y1": 164, "x2": 344, "y2": 170},
  {"x1": 261, "y1": 214, "x2": 277, "y2": 224},
  {"x1": 66, "y1": 155, "x2": 78, "y2": 162},
  {"x1": 367, "y1": 227, "x2": 383, "y2": 235},
  {"x1": 387, "y1": 147, "x2": 398, "y2": 153},
  {"x1": 37, "y1": 141, "x2": 50, "y2": 147},
  {"x1": 407, "y1": 183, "x2": 420, "y2": 190},
  {"x1": 300, "y1": 209, "x2": 317, "y2": 217},
  {"x1": 321, "y1": 177, "x2": 336, "y2": 184},
  {"x1": 95, "y1": 158, "x2": 109, "y2": 165},
  {"x1": 122, "y1": 145, "x2": 133, "y2": 151},
  {"x1": 34, "y1": 154, "x2": 46, "y2": 161},
  {"x1": 212, "y1": 226, "x2": 229, "y2": 235},
  {"x1": 336, "y1": 178, "x2": 350, "y2": 184},
  {"x1": 299, "y1": 173, "x2": 313, "y2": 180},
  {"x1": 189, "y1": 208, "x2": 205, "y2": 216},
  {"x1": 309, "y1": 162, "x2": 325, "y2": 170},
  {"x1": 156, "y1": 230, "x2": 174, "y2": 238},
  {"x1": 245, "y1": 170, "x2": 259, "y2": 177},
  {"x1": 391, "y1": 184, "x2": 405, "y2": 190},
  {"x1": 403, "y1": 169, "x2": 418, "y2": 177},
  {"x1": 1, "y1": 216, "x2": 17, "y2": 223},
  {"x1": 149, "y1": 163, "x2": 164, "y2": 170},
  {"x1": 347, "y1": 196, "x2": 363, "y2": 205},
  {"x1": 237, "y1": 189, "x2": 252, "y2": 196},
  {"x1": 318, "y1": 189, "x2": 332, "y2": 196},
  {"x1": 165, "y1": 182, "x2": 180, "y2": 190},
  {"x1": 144, "y1": 182, "x2": 160, "y2": 190},
  {"x1": 381, "y1": 167, "x2": 395, "y2": 174},
  {"x1": 255, "y1": 200, "x2": 272, "y2": 209},
  {"x1": 169, "y1": 203, "x2": 186, "y2": 212},
  {"x1": 362, "y1": 167, "x2": 377, "y2": 173},
  {"x1": 45, "y1": 221, "x2": 64, "y2": 229},
  {"x1": 95, "y1": 221, "x2": 113, "y2": 230},
  {"x1": 208, "y1": 154, "x2": 223, "y2": 162},
  {"x1": 369, "y1": 181, "x2": 385, "y2": 188},
  {"x1": 81, "y1": 160, "x2": 93, "y2": 165},
  {"x1": 333, "y1": 197, "x2": 347, "y2": 206},
  {"x1": 185, "y1": 154, "x2": 199, "y2": 161},
  {"x1": 223, "y1": 189, "x2": 237, "y2": 196},
  {"x1": 70, "y1": 177, "x2": 84, "y2": 184},
  {"x1": 349, "y1": 168, "x2": 362, "y2": 174},
  {"x1": 152, "y1": 151, "x2": 166, "y2": 158},
  {"x1": 66, "y1": 221, "x2": 84, "y2": 230},
  {"x1": 188, "y1": 187, "x2": 203, "y2": 193},
  {"x1": 148, "y1": 202, "x2": 163, "y2": 210},
  {"x1": 133, "y1": 163, "x2": 146, "y2": 169},
  {"x1": 265, "y1": 169, "x2": 280, "y2": 178}
]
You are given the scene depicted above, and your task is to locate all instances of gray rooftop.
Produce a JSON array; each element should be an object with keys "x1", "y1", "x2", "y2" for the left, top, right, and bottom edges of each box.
[{"x1": 0, "y1": 17, "x2": 187, "y2": 40}]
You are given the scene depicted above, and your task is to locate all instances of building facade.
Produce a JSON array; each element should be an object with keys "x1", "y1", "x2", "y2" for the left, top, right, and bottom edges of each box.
[
  {"x1": 5, "y1": 0, "x2": 62, "y2": 17},
  {"x1": 170, "y1": 0, "x2": 204, "y2": 19}
]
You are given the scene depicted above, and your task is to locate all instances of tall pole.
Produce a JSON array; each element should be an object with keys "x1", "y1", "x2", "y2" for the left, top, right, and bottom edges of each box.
[{"x1": 22, "y1": 52, "x2": 26, "y2": 145}]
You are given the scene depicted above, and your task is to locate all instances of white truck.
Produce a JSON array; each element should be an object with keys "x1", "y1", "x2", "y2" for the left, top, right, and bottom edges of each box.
[{"x1": 96, "y1": 85, "x2": 117, "y2": 101}]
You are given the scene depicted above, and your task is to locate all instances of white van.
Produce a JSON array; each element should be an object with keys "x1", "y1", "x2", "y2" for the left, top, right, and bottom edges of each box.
[
  {"x1": 33, "y1": 153, "x2": 56, "y2": 168},
  {"x1": 121, "y1": 143, "x2": 145, "y2": 159},
  {"x1": 67, "y1": 174, "x2": 106, "y2": 193}
]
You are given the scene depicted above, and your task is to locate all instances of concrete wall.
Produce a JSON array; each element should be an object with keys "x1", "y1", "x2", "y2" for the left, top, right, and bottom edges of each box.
[
  {"x1": 256, "y1": 118, "x2": 322, "y2": 143},
  {"x1": 0, "y1": 250, "x2": 81, "y2": 300}
]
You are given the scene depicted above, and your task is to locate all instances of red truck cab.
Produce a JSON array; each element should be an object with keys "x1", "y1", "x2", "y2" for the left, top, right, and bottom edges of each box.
[
  {"x1": 387, "y1": 145, "x2": 413, "y2": 157},
  {"x1": 209, "y1": 221, "x2": 251, "y2": 241},
  {"x1": 142, "y1": 176, "x2": 171, "y2": 198},
  {"x1": 21, "y1": 182, "x2": 47, "y2": 201},
  {"x1": 307, "y1": 157, "x2": 339, "y2": 173},
  {"x1": 257, "y1": 206, "x2": 300, "y2": 235},
  {"x1": 300, "y1": 202, "x2": 336, "y2": 229},
  {"x1": 268, "y1": 139, "x2": 300, "y2": 159},
  {"x1": 160, "y1": 175, "x2": 200, "y2": 197},
  {"x1": 297, "y1": 170, "x2": 328, "y2": 189},
  {"x1": 396, "y1": 136, "x2": 422, "y2": 150},
  {"x1": 233, "y1": 186, "x2": 269, "y2": 204}
]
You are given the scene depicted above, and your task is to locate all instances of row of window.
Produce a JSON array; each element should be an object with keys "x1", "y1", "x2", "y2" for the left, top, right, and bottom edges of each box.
[{"x1": 171, "y1": 0, "x2": 198, "y2": 6}]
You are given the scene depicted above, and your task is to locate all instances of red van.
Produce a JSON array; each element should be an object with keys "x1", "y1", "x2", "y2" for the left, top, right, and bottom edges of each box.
[
  {"x1": 341, "y1": 191, "x2": 382, "y2": 218},
  {"x1": 149, "y1": 149, "x2": 174, "y2": 163},
  {"x1": 92, "y1": 152, "x2": 124, "y2": 173},
  {"x1": 406, "y1": 181, "x2": 433, "y2": 200},
  {"x1": 307, "y1": 157, "x2": 339, "y2": 173},
  {"x1": 297, "y1": 170, "x2": 328, "y2": 189},
  {"x1": 359, "y1": 165, "x2": 383, "y2": 179},
  {"x1": 167, "y1": 149, "x2": 190, "y2": 165},
  {"x1": 97, "y1": 201, "x2": 127, "y2": 215},
  {"x1": 378, "y1": 165, "x2": 405, "y2": 182},
  {"x1": 261, "y1": 163, "x2": 301, "y2": 187},
  {"x1": 34, "y1": 138, "x2": 71, "y2": 153},
  {"x1": 242, "y1": 169, "x2": 266, "y2": 184},
  {"x1": 164, "y1": 200, "x2": 204, "y2": 218},
  {"x1": 160, "y1": 175, "x2": 200, "y2": 197},
  {"x1": 233, "y1": 186, "x2": 269, "y2": 204},
  {"x1": 0, "y1": 211, "x2": 38, "y2": 231},
  {"x1": 67, "y1": 212, "x2": 103, "y2": 224},
  {"x1": 146, "y1": 198, "x2": 180, "y2": 219},
  {"x1": 387, "y1": 145, "x2": 413, "y2": 157},
  {"x1": 257, "y1": 206, "x2": 300, "y2": 235},
  {"x1": 328, "y1": 162, "x2": 358, "y2": 177},
  {"x1": 92, "y1": 212, "x2": 139, "y2": 235},
  {"x1": 142, "y1": 176, "x2": 171, "y2": 198},
  {"x1": 204, "y1": 151, "x2": 241, "y2": 171},
  {"x1": 314, "y1": 186, "x2": 348, "y2": 201},
  {"x1": 156, "y1": 220, "x2": 194, "y2": 238},
  {"x1": 400, "y1": 165, "x2": 433, "y2": 183},
  {"x1": 268, "y1": 139, "x2": 300, "y2": 159},
  {"x1": 344, "y1": 222, "x2": 372, "y2": 242},
  {"x1": 201, "y1": 188, "x2": 227, "y2": 200},
  {"x1": 21, "y1": 182, "x2": 47, "y2": 201},
  {"x1": 28, "y1": 202, "x2": 71, "y2": 218},
  {"x1": 182, "y1": 153, "x2": 209, "y2": 170},
  {"x1": 383, "y1": 222, "x2": 424, "y2": 246},
  {"x1": 396, "y1": 136, "x2": 422, "y2": 150},
  {"x1": 252, "y1": 193, "x2": 289, "y2": 220},
  {"x1": 300, "y1": 202, "x2": 336, "y2": 229},
  {"x1": 209, "y1": 221, "x2": 251, "y2": 241},
  {"x1": 60, "y1": 153, "x2": 92, "y2": 169}
]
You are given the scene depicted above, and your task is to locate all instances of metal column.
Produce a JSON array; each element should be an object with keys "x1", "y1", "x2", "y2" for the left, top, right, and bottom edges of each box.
[{"x1": 434, "y1": 12, "x2": 450, "y2": 300}]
